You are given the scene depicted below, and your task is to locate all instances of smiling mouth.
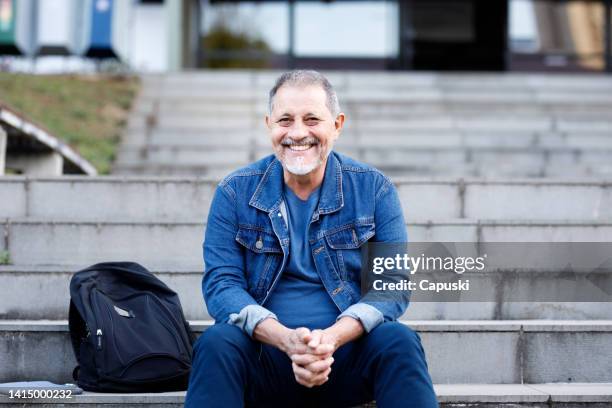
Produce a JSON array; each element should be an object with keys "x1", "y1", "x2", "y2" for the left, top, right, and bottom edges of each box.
[
  {"x1": 287, "y1": 144, "x2": 315, "y2": 151},
  {"x1": 281, "y1": 138, "x2": 319, "y2": 152}
]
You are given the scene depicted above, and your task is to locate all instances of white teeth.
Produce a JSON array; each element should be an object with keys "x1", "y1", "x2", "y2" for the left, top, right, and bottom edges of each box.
[{"x1": 288, "y1": 144, "x2": 313, "y2": 151}]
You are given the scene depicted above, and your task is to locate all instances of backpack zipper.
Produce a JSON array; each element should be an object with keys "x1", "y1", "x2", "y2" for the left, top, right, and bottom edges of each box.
[{"x1": 96, "y1": 329, "x2": 103, "y2": 350}]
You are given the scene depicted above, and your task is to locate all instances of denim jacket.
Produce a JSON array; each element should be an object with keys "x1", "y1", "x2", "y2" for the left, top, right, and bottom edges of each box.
[{"x1": 202, "y1": 152, "x2": 408, "y2": 337}]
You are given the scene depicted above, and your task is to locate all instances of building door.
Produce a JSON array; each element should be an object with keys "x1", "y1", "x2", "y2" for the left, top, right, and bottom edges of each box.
[{"x1": 398, "y1": 0, "x2": 508, "y2": 70}]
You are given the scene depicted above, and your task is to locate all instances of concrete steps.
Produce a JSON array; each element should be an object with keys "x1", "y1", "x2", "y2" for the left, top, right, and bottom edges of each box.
[
  {"x1": 0, "y1": 266, "x2": 205, "y2": 321},
  {"x1": 132, "y1": 99, "x2": 612, "y2": 118},
  {"x1": 134, "y1": 89, "x2": 612, "y2": 106},
  {"x1": 3, "y1": 177, "x2": 612, "y2": 333},
  {"x1": 2, "y1": 265, "x2": 610, "y2": 321},
  {"x1": 2, "y1": 320, "x2": 612, "y2": 386},
  {"x1": 114, "y1": 145, "x2": 612, "y2": 178},
  {"x1": 136, "y1": 73, "x2": 612, "y2": 102},
  {"x1": 125, "y1": 114, "x2": 612, "y2": 133},
  {"x1": 3, "y1": 177, "x2": 612, "y2": 222},
  {"x1": 1, "y1": 384, "x2": 612, "y2": 407},
  {"x1": 121, "y1": 130, "x2": 612, "y2": 149},
  {"x1": 112, "y1": 163, "x2": 238, "y2": 177},
  {"x1": 118, "y1": 71, "x2": 612, "y2": 176},
  {"x1": 112, "y1": 162, "x2": 612, "y2": 178},
  {"x1": 3, "y1": 71, "x2": 612, "y2": 405},
  {"x1": 4, "y1": 219, "x2": 612, "y2": 268}
]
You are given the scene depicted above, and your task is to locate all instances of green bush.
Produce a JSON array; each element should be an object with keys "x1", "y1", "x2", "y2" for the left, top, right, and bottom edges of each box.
[{"x1": 202, "y1": 24, "x2": 272, "y2": 69}]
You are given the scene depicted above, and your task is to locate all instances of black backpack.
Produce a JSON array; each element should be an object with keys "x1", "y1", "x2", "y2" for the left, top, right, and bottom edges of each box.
[{"x1": 69, "y1": 262, "x2": 196, "y2": 392}]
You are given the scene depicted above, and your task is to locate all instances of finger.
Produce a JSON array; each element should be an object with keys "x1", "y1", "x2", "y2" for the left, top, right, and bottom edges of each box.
[
  {"x1": 308, "y1": 330, "x2": 323, "y2": 348},
  {"x1": 293, "y1": 362, "x2": 329, "y2": 382},
  {"x1": 306, "y1": 357, "x2": 334, "y2": 373},
  {"x1": 307, "y1": 348, "x2": 333, "y2": 360},
  {"x1": 292, "y1": 362, "x2": 315, "y2": 382},
  {"x1": 290, "y1": 342, "x2": 311, "y2": 355},
  {"x1": 290, "y1": 353, "x2": 322, "y2": 366},
  {"x1": 320, "y1": 366, "x2": 332, "y2": 381},
  {"x1": 311, "y1": 343, "x2": 335, "y2": 356},
  {"x1": 293, "y1": 363, "x2": 330, "y2": 388},
  {"x1": 295, "y1": 376, "x2": 313, "y2": 388},
  {"x1": 293, "y1": 369, "x2": 312, "y2": 388},
  {"x1": 308, "y1": 367, "x2": 332, "y2": 387}
]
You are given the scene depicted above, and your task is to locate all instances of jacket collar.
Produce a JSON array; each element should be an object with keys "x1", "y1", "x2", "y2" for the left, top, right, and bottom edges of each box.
[{"x1": 249, "y1": 152, "x2": 344, "y2": 215}]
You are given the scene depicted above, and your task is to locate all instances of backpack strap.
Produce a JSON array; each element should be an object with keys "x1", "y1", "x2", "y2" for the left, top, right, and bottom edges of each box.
[{"x1": 68, "y1": 300, "x2": 87, "y2": 363}]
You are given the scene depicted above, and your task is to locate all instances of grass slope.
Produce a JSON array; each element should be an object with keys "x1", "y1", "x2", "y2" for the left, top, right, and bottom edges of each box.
[{"x1": 0, "y1": 73, "x2": 139, "y2": 174}]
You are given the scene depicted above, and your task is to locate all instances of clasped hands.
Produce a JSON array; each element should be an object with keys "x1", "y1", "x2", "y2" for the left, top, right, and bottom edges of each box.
[
  {"x1": 254, "y1": 317, "x2": 363, "y2": 389},
  {"x1": 282, "y1": 328, "x2": 338, "y2": 388}
]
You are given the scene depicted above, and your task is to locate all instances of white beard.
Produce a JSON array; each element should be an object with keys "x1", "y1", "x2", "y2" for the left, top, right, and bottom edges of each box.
[{"x1": 283, "y1": 155, "x2": 322, "y2": 175}]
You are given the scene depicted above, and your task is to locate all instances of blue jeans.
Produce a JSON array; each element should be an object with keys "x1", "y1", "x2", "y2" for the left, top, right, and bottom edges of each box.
[{"x1": 185, "y1": 322, "x2": 438, "y2": 408}]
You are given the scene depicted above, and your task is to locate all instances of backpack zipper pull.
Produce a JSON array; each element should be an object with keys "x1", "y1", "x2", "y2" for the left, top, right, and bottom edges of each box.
[{"x1": 96, "y1": 329, "x2": 103, "y2": 350}]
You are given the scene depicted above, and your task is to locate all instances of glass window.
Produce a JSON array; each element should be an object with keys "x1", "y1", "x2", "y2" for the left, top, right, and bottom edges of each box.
[
  {"x1": 294, "y1": 1, "x2": 397, "y2": 57},
  {"x1": 201, "y1": 1, "x2": 288, "y2": 67},
  {"x1": 509, "y1": 0, "x2": 606, "y2": 71}
]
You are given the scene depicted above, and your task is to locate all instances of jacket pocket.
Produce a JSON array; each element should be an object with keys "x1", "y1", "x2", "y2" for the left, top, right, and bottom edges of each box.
[
  {"x1": 236, "y1": 225, "x2": 282, "y2": 254},
  {"x1": 325, "y1": 221, "x2": 375, "y2": 250},
  {"x1": 235, "y1": 225, "x2": 282, "y2": 299},
  {"x1": 324, "y1": 221, "x2": 375, "y2": 281}
]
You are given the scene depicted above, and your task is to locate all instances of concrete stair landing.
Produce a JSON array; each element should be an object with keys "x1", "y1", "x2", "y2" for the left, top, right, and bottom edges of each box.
[{"x1": 1, "y1": 384, "x2": 612, "y2": 407}]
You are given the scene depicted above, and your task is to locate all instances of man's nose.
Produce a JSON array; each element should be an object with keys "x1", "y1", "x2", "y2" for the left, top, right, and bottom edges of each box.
[{"x1": 287, "y1": 120, "x2": 309, "y2": 138}]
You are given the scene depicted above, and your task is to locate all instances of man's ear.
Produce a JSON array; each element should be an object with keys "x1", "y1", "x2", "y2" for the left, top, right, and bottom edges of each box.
[
  {"x1": 334, "y1": 113, "x2": 346, "y2": 138},
  {"x1": 265, "y1": 115, "x2": 271, "y2": 130}
]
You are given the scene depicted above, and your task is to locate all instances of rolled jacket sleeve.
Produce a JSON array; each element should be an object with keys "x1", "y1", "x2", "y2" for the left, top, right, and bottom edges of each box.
[
  {"x1": 228, "y1": 304, "x2": 278, "y2": 338},
  {"x1": 337, "y1": 302, "x2": 385, "y2": 332}
]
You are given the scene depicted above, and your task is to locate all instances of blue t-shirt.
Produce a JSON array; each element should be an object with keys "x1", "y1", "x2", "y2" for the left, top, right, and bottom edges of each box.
[{"x1": 266, "y1": 185, "x2": 340, "y2": 330}]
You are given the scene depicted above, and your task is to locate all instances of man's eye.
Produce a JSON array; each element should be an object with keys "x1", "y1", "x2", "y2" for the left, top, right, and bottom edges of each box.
[
  {"x1": 305, "y1": 118, "x2": 320, "y2": 125},
  {"x1": 277, "y1": 118, "x2": 291, "y2": 125}
]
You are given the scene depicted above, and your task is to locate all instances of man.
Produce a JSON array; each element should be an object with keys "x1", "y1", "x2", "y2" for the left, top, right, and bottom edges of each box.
[{"x1": 185, "y1": 70, "x2": 438, "y2": 407}]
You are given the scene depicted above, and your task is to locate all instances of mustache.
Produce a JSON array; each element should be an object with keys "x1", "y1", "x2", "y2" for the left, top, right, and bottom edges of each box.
[{"x1": 280, "y1": 137, "x2": 319, "y2": 146}]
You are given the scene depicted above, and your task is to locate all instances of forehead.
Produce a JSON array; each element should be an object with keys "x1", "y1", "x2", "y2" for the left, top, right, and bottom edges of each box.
[{"x1": 271, "y1": 85, "x2": 329, "y2": 115}]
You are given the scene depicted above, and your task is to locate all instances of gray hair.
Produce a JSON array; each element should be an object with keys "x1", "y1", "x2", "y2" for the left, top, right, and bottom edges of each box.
[{"x1": 268, "y1": 70, "x2": 341, "y2": 117}]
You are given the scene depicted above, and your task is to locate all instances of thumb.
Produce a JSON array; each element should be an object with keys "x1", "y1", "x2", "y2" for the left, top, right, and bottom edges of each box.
[{"x1": 295, "y1": 327, "x2": 311, "y2": 344}]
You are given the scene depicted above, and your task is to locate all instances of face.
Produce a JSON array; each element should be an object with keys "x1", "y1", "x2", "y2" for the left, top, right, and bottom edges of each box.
[{"x1": 266, "y1": 85, "x2": 344, "y2": 176}]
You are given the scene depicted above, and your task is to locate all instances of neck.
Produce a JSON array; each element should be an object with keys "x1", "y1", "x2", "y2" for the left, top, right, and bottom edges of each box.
[{"x1": 284, "y1": 162, "x2": 326, "y2": 200}]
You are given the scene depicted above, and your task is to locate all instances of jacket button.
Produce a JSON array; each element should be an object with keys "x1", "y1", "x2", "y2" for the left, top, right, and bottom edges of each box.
[
  {"x1": 332, "y1": 287, "x2": 342, "y2": 295},
  {"x1": 255, "y1": 238, "x2": 263, "y2": 250}
]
